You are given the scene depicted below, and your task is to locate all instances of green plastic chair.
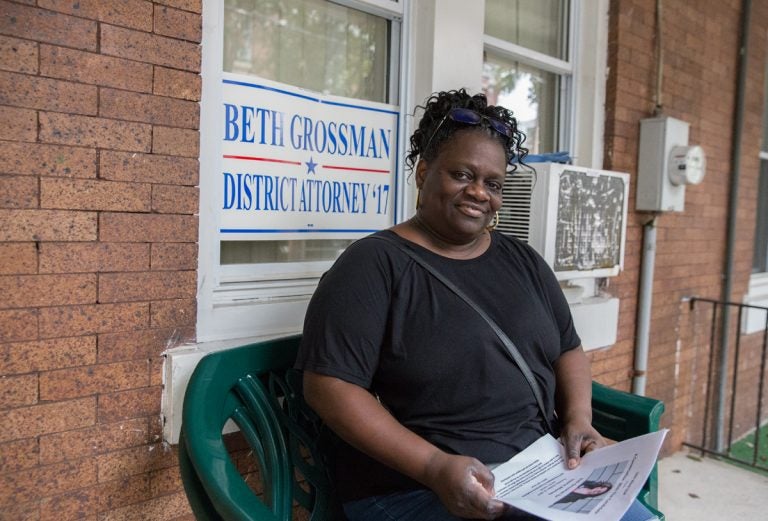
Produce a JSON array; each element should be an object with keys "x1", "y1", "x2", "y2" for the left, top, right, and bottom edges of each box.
[
  {"x1": 180, "y1": 335, "x2": 341, "y2": 521},
  {"x1": 180, "y1": 336, "x2": 666, "y2": 520}
]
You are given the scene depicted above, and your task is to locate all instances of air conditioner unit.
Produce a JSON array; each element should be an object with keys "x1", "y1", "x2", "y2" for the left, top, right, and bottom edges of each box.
[{"x1": 500, "y1": 162, "x2": 630, "y2": 281}]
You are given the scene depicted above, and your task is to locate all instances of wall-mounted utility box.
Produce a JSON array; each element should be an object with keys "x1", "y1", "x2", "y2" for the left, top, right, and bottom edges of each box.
[{"x1": 636, "y1": 116, "x2": 690, "y2": 212}]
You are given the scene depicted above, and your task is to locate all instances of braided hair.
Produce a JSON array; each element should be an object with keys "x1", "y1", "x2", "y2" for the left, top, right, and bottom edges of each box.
[{"x1": 405, "y1": 89, "x2": 528, "y2": 174}]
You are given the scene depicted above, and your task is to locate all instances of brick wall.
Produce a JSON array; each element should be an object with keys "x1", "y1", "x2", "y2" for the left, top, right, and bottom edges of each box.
[
  {"x1": 599, "y1": 0, "x2": 768, "y2": 452},
  {"x1": 0, "y1": 1, "x2": 200, "y2": 519}
]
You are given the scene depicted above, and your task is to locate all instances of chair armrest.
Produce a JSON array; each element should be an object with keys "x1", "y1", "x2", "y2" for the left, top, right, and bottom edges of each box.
[
  {"x1": 591, "y1": 381, "x2": 665, "y2": 518},
  {"x1": 591, "y1": 381, "x2": 664, "y2": 441}
]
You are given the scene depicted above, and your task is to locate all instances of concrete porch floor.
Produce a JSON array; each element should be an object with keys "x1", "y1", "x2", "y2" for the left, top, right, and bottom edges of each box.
[{"x1": 658, "y1": 449, "x2": 768, "y2": 519}]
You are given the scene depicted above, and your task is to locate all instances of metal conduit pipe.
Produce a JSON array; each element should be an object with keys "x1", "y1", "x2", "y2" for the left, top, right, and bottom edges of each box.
[
  {"x1": 633, "y1": 217, "x2": 658, "y2": 396},
  {"x1": 632, "y1": 0, "x2": 663, "y2": 397},
  {"x1": 714, "y1": 0, "x2": 752, "y2": 452}
]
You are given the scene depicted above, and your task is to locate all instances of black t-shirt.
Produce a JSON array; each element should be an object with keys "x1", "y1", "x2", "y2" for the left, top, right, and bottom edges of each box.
[{"x1": 296, "y1": 230, "x2": 581, "y2": 501}]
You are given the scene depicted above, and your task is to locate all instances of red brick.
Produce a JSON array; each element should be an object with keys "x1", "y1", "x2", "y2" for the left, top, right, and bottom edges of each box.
[
  {"x1": 0, "y1": 397, "x2": 96, "y2": 443},
  {"x1": 149, "y1": 355, "x2": 163, "y2": 386},
  {"x1": 39, "y1": 359, "x2": 149, "y2": 400},
  {"x1": 0, "y1": 174, "x2": 37, "y2": 208},
  {"x1": 38, "y1": 302, "x2": 149, "y2": 338},
  {"x1": 99, "y1": 150, "x2": 198, "y2": 185},
  {"x1": 38, "y1": 475, "x2": 151, "y2": 521},
  {"x1": 0, "y1": 308, "x2": 38, "y2": 343},
  {"x1": 0, "y1": 243, "x2": 37, "y2": 274},
  {"x1": 151, "y1": 243, "x2": 197, "y2": 271},
  {"x1": 0, "y1": 105, "x2": 36, "y2": 141},
  {"x1": 40, "y1": 178, "x2": 151, "y2": 212},
  {"x1": 97, "y1": 327, "x2": 194, "y2": 363},
  {"x1": 153, "y1": 66, "x2": 201, "y2": 101},
  {"x1": 39, "y1": 488, "x2": 99, "y2": 521},
  {"x1": 153, "y1": 4, "x2": 201, "y2": 42},
  {"x1": 0, "y1": 274, "x2": 96, "y2": 309},
  {"x1": 0, "y1": 35, "x2": 38, "y2": 73},
  {"x1": 96, "y1": 441, "x2": 176, "y2": 482},
  {"x1": 39, "y1": 45, "x2": 152, "y2": 93},
  {"x1": 149, "y1": 465, "x2": 183, "y2": 497},
  {"x1": 0, "y1": 459, "x2": 98, "y2": 507},
  {"x1": 0, "y1": 70, "x2": 97, "y2": 115},
  {"x1": 0, "y1": 1, "x2": 97, "y2": 51},
  {"x1": 0, "y1": 142, "x2": 97, "y2": 178},
  {"x1": 154, "y1": 0, "x2": 201, "y2": 13},
  {"x1": 0, "y1": 209, "x2": 97, "y2": 241},
  {"x1": 39, "y1": 112, "x2": 152, "y2": 152},
  {"x1": 100, "y1": 88, "x2": 199, "y2": 129},
  {"x1": 37, "y1": 0, "x2": 153, "y2": 31},
  {"x1": 151, "y1": 185, "x2": 198, "y2": 214},
  {"x1": 96, "y1": 474, "x2": 151, "y2": 513},
  {"x1": 39, "y1": 242, "x2": 149, "y2": 274},
  {"x1": 97, "y1": 385, "x2": 161, "y2": 423},
  {"x1": 150, "y1": 298, "x2": 196, "y2": 328},
  {"x1": 97, "y1": 490, "x2": 191, "y2": 521},
  {"x1": 0, "y1": 438, "x2": 39, "y2": 473},
  {"x1": 99, "y1": 271, "x2": 196, "y2": 303},
  {"x1": 101, "y1": 24, "x2": 200, "y2": 72},
  {"x1": 99, "y1": 213, "x2": 197, "y2": 242},
  {"x1": 0, "y1": 336, "x2": 97, "y2": 375},
  {"x1": 0, "y1": 373, "x2": 37, "y2": 409},
  {"x1": 152, "y1": 126, "x2": 199, "y2": 158},
  {"x1": 39, "y1": 417, "x2": 148, "y2": 465}
]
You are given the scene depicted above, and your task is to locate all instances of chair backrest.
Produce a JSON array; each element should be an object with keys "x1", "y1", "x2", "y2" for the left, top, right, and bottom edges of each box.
[{"x1": 180, "y1": 335, "x2": 339, "y2": 521}]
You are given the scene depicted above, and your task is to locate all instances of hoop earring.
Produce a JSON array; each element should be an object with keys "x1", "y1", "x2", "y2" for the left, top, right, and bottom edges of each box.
[
  {"x1": 416, "y1": 189, "x2": 421, "y2": 209},
  {"x1": 488, "y1": 211, "x2": 499, "y2": 230}
]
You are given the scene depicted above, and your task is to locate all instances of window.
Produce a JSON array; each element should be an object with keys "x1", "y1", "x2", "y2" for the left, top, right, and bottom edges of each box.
[
  {"x1": 482, "y1": 0, "x2": 570, "y2": 156},
  {"x1": 753, "y1": 66, "x2": 768, "y2": 274},
  {"x1": 221, "y1": 0, "x2": 390, "y2": 266},
  {"x1": 198, "y1": 0, "x2": 404, "y2": 342},
  {"x1": 481, "y1": 0, "x2": 609, "y2": 166},
  {"x1": 743, "y1": 61, "x2": 768, "y2": 334}
]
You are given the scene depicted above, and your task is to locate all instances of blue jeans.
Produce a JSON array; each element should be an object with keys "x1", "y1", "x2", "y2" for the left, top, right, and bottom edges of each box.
[{"x1": 343, "y1": 488, "x2": 658, "y2": 521}]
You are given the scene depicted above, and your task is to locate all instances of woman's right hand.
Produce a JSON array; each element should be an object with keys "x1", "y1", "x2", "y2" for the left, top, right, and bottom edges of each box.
[{"x1": 422, "y1": 451, "x2": 507, "y2": 520}]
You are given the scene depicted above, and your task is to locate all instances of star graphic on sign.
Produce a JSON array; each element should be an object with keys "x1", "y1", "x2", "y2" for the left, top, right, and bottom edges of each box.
[{"x1": 305, "y1": 156, "x2": 318, "y2": 175}]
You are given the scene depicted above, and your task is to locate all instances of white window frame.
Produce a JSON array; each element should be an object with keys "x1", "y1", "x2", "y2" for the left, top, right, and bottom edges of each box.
[
  {"x1": 482, "y1": 0, "x2": 609, "y2": 169},
  {"x1": 197, "y1": 0, "x2": 409, "y2": 344}
]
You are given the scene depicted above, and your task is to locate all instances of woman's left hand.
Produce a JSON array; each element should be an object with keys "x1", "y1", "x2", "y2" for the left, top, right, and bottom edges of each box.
[{"x1": 559, "y1": 417, "x2": 607, "y2": 469}]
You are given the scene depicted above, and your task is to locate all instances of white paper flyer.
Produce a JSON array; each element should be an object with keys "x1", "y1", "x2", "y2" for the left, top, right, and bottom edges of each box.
[{"x1": 492, "y1": 430, "x2": 668, "y2": 521}]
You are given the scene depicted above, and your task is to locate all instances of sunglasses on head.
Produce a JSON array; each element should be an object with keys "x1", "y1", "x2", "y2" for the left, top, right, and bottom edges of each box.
[{"x1": 423, "y1": 107, "x2": 513, "y2": 154}]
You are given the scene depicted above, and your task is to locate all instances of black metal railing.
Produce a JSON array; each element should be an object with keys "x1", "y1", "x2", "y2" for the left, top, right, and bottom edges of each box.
[{"x1": 684, "y1": 297, "x2": 768, "y2": 472}]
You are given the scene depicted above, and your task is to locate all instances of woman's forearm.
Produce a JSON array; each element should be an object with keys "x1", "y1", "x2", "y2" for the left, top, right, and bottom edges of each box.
[
  {"x1": 553, "y1": 346, "x2": 606, "y2": 468},
  {"x1": 303, "y1": 371, "x2": 443, "y2": 484},
  {"x1": 553, "y1": 346, "x2": 593, "y2": 423},
  {"x1": 302, "y1": 371, "x2": 504, "y2": 519}
]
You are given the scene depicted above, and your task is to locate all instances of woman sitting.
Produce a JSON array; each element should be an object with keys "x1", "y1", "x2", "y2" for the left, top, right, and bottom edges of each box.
[{"x1": 296, "y1": 89, "x2": 656, "y2": 521}]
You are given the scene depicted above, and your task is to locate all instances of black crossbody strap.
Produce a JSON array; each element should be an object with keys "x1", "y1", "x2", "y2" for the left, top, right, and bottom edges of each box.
[{"x1": 371, "y1": 234, "x2": 554, "y2": 435}]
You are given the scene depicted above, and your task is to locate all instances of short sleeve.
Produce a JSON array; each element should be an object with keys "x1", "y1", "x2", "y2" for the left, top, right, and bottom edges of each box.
[
  {"x1": 295, "y1": 237, "x2": 398, "y2": 388},
  {"x1": 532, "y1": 248, "x2": 582, "y2": 353}
]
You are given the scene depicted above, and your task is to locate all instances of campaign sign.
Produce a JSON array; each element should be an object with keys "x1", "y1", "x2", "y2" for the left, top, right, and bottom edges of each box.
[{"x1": 220, "y1": 73, "x2": 399, "y2": 240}]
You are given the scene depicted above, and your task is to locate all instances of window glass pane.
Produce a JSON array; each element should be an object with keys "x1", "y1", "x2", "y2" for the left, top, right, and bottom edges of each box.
[
  {"x1": 753, "y1": 161, "x2": 768, "y2": 273},
  {"x1": 763, "y1": 65, "x2": 768, "y2": 151},
  {"x1": 222, "y1": 0, "x2": 390, "y2": 265},
  {"x1": 224, "y1": 0, "x2": 389, "y2": 103},
  {"x1": 482, "y1": 52, "x2": 559, "y2": 155},
  {"x1": 220, "y1": 239, "x2": 353, "y2": 264},
  {"x1": 484, "y1": 0, "x2": 568, "y2": 60}
]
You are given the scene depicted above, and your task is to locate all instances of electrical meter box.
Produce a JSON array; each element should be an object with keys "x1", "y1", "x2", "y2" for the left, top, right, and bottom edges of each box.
[{"x1": 636, "y1": 116, "x2": 690, "y2": 212}]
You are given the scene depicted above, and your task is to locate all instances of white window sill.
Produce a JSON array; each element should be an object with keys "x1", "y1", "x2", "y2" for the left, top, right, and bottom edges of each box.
[{"x1": 742, "y1": 272, "x2": 768, "y2": 334}]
